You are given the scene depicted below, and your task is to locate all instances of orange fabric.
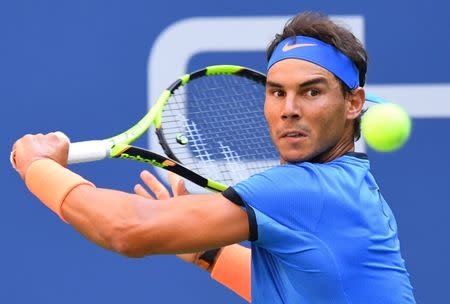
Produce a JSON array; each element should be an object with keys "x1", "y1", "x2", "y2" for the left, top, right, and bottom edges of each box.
[
  {"x1": 211, "y1": 244, "x2": 251, "y2": 302},
  {"x1": 25, "y1": 158, "x2": 95, "y2": 222}
]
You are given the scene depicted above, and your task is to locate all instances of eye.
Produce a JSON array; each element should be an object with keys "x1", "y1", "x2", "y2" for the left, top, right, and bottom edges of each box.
[
  {"x1": 273, "y1": 90, "x2": 285, "y2": 98},
  {"x1": 306, "y1": 88, "x2": 321, "y2": 97}
]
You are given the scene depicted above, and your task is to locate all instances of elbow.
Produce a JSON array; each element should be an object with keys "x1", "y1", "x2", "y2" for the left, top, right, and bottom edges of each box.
[
  {"x1": 102, "y1": 198, "x2": 175, "y2": 257},
  {"x1": 110, "y1": 236, "x2": 145, "y2": 258},
  {"x1": 107, "y1": 219, "x2": 157, "y2": 258}
]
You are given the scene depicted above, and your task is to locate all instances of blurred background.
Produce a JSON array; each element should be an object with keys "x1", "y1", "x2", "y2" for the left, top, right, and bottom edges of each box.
[{"x1": 1, "y1": 0, "x2": 449, "y2": 303}]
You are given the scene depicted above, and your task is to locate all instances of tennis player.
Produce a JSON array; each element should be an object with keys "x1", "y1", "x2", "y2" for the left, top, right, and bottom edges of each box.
[{"x1": 12, "y1": 12, "x2": 415, "y2": 303}]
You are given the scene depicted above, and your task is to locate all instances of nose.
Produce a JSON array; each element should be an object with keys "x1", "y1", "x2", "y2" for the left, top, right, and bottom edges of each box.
[{"x1": 281, "y1": 95, "x2": 301, "y2": 120}]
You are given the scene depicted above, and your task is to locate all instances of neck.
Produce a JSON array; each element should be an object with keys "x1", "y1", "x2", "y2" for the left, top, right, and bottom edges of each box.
[{"x1": 311, "y1": 124, "x2": 355, "y2": 164}]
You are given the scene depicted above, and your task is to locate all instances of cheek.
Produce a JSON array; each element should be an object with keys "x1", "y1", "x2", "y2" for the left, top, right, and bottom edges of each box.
[
  {"x1": 326, "y1": 110, "x2": 346, "y2": 138},
  {"x1": 264, "y1": 100, "x2": 277, "y2": 128},
  {"x1": 309, "y1": 103, "x2": 346, "y2": 139}
]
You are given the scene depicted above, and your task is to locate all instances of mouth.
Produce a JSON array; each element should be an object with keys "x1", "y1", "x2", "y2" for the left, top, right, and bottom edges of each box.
[{"x1": 280, "y1": 129, "x2": 308, "y2": 139}]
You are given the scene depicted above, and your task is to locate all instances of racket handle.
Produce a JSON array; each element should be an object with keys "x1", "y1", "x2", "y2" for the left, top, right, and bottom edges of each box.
[
  {"x1": 10, "y1": 132, "x2": 110, "y2": 169},
  {"x1": 68, "y1": 140, "x2": 110, "y2": 164}
]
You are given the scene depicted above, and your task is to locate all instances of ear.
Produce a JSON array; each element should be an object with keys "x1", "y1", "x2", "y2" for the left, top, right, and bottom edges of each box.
[{"x1": 346, "y1": 87, "x2": 365, "y2": 120}]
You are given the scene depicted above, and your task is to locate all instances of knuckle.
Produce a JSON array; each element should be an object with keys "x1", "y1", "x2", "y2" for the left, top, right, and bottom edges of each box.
[
  {"x1": 155, "y1": 188, "x2": 168, "y2": 199},
  {"x1": 48, "y1": 132, "x2": 57, "y2": 139}
]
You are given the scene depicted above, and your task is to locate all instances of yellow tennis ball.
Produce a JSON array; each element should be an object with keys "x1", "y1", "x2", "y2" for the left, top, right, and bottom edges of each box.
[{"x1": 361, "y1": 103, "x2": 411, "y2": 152}]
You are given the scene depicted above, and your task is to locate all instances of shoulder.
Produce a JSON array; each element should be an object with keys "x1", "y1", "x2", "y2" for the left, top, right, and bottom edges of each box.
[
  {"x1": 233, "y1": 162, "x2": 323, "y2": 200},
  {"x1": 227, "y1": 154, "x2": 370, "y2": 230},
  {"x1": 228, "y1": 163, "x2": 325, "y2": 232},
  {"x1": 235, "y1": 153, "x2": 368, "y2": 195}
]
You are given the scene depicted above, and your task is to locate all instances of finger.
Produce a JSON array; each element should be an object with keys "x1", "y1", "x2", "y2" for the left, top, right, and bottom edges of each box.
[
  {"x1": 11, "y1": 142, "x2": 23, "y2": 170},
  {"x1": 11, "y1": 140, "x2": 21, "y2": 169},
  {"x1": 167, "y1": 172, "x2": 179, "y2": 186},
  {"x1": 10, "y1": 139, "x2": 19, "y2": 169},
  {"x1": 10, "y1": 149, "x2": 17, "y2": 170},
  {"x1": 48, "y1": 132, "x2": 70, "y2": 150},
  {"x1": 168, "y1": 172, "x2": 189, "y2": 196},
  {"x1": 173, "y1": 179, "x2": 189, "y2": 197},
  {"x1": 134, "y1": 184, "x2": 154, "y2": 199},
  {"x1": 140, "y1": 170, "x2": 170, "y2": 200},
  {"x1": 53, "y1": 131, "x2": 70, "y2": 143},
  {"x1": 11, "y1": 137, "x2": 31, "y2": 178},
  {"x1": 51, "y1": 132, "x2": 70, "y2": 166}
]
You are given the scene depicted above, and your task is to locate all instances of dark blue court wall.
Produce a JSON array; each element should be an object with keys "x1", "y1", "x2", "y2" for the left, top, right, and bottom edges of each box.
[{"x1": 1, "y1": 1, "x2": 449, "y2": 303}]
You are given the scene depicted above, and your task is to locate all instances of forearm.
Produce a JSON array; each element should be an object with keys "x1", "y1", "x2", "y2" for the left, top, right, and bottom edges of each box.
[
  {"x1": 65, "y1": 186, "x2": 253, "y2": 302},
  {"x1": 61, "y1": 184, "x2": 249, "y2": 257},
  {"x1": 22, "y1": 159, "x2": 249, "y2": 257},
  {"x1": 61, "y1": 184, "x2": 151, "y2": 255}
]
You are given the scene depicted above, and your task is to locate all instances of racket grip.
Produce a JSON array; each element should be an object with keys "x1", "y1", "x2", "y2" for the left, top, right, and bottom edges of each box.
[{"x1": 68, "y1": 140, "x2": 110, "y2": 164}]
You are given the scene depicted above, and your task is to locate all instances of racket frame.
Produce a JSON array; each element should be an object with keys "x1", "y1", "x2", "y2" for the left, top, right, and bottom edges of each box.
[{"x1": 68, "y1": 65, "x2": 268, "y2": 192}]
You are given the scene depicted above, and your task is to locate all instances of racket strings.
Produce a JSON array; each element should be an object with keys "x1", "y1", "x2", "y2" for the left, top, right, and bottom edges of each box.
[{"x1": 161, "y1": 74, "x2": 279, "y2": 186}]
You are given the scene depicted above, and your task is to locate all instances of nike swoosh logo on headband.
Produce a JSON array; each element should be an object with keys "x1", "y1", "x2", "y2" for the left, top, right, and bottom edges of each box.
[{"x1": 282, "y1": 42, "x2": 317, "y2": 52}]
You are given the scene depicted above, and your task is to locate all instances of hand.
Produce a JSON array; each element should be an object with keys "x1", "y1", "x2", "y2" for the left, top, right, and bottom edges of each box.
[
  {"x1": 134, "y1": 170, "x2": 203, "y2": 264},
  {"x1": 11, "y1": 133, "x2": 70, "y2": 180}
]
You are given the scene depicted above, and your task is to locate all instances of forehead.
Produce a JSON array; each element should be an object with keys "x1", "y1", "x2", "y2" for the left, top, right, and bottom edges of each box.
[{"x1": 267, "y1": 59, "x2": 338, "y2": 85}]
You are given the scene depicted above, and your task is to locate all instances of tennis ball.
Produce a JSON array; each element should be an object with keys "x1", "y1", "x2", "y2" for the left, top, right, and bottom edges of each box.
[{"x1": 361, "y1": 103, "x2": 411, "y2": 152}]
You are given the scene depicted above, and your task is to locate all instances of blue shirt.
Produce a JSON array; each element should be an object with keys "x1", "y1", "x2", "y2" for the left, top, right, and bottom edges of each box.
[{"x1": 222, "y1": 153, "x2": 415, "y2": 303}]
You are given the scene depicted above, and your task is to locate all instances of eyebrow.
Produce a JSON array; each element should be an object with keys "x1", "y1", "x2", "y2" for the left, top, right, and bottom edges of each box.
[{"x1": 266, "y1": 77, "x2": 330, "y2": 89}]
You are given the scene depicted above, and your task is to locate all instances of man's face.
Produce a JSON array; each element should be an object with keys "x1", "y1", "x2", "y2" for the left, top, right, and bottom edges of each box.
[{"x1": 265, "y1": 59, "x2": 351, "y2": 163}]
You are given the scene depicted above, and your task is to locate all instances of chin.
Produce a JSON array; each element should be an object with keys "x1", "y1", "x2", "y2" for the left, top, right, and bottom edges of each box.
[
  {"x1": 276, "y1": 140, "x2": 315, "y2": 164},
  {"x1": 280, "y1": 151, "x2": 311, "y2": 164},
  {"x1": 278, "y1": 145, "x2": 326, "y2": 163}
]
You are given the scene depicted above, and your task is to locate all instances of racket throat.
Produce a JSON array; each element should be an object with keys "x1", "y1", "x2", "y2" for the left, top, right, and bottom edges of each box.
[{"x1": 155, "y1": 127, "x2": 182, "y2": 163}]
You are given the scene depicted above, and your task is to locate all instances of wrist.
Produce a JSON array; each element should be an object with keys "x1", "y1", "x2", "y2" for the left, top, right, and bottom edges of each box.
[
  {"x1": 25, "y1": 158, "x2": 95, "y2": 222},
  {"x1": 196, "y1": 248, "x2": 222, "y2": 272}
]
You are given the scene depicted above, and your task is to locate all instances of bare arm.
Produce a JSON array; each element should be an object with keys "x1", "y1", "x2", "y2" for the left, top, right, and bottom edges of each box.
[
  {"x1": 12, "y1": 133, "x2": 250, "y2": 258},
  {"x1": 211, "y1": 244, "x2": 252, "y2": 302},
  {"x1": 62, "y1": 185, "x2": 249, "y2": 257},
  {"x1": 134, "y1": 171, "x2": 252, "y2": 302}
]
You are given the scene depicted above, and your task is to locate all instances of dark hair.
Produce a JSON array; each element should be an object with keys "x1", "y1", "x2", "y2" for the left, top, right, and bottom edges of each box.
[{"x1": 266, "y1": 12, "x2": 368, "y2": 140}]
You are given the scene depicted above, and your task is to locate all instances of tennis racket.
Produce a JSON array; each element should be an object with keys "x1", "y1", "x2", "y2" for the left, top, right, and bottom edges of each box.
[{"x1": 44, "y1": 65, "x2": 279, "y2": 192}]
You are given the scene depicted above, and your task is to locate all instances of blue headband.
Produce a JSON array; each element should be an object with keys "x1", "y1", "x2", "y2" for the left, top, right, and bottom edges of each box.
[{"x1": 267, "y1": 36, "x2": 360, "y2": 90}]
